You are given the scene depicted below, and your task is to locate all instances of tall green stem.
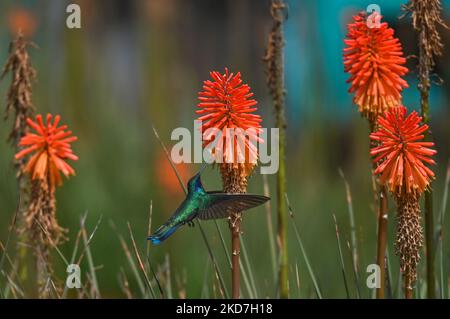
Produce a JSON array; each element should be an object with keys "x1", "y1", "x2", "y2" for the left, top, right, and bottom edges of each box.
[
  {"x1": 418, "y1": 38, "x2": 435, "y2": 299},
  {"x1": 420, "y1": 82, "x2": 435, "y2": 298},
  {"x1": 425, "y1": 190, "x2": 434, "y2": 297},
  {"x1": 370, "y1": 121, "x2": 389, "y2": 299},
  {"x1": 264, "y1": 0, "x2": 289, "y2": 298},
  {"x1": 277, "y1": 109, "x2": 288, "y2": 298},
  {"x1": 376, "y1": 186, "x2": 388, "y2": 298}
]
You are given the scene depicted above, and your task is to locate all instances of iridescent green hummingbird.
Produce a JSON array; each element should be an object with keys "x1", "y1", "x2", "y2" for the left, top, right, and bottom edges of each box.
[{"x1": 148, "y1": 167, "x2": 269, "y2": 245}]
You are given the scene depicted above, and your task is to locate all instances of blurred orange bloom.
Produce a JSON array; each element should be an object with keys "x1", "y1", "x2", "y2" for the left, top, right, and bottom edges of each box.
[
  {"x1": 370, "y1": 106, "x2": 436, "y2": 196},
  {"x1": 155, "y1": 151, "x2": 192, "y2": 199},
  {"x1": 7, "y1": 7, "x2": 38, "y2": 37},
  {"x1": 196, "y1": 68, "x2": 263, "y2": 168},
  {"x1": 15, "y1": 114, "x2": 78, "y2": 189},
  {"x1": 344, "y1": 12, "x2": 409, "y2": 120}
]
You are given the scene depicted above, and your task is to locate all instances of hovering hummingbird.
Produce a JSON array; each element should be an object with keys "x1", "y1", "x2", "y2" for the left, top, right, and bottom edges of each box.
[{"x1": 148, "y1": 168, "x2": 270, "y2": 245}]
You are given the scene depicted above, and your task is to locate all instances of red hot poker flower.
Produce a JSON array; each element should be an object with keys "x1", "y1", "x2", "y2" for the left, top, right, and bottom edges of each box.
[
  {"x1": 370, "y1": 106, "x2": 436, "y2": 196},
  {"x1": 196, "y1": 68, "x2": 263, "y2": 169},
  {"x1": 344, "y1": 12, "x2": 409, "y2": 120},
  {"x1": 15, "y1": 114, "x2": 78, "y2": 189}
]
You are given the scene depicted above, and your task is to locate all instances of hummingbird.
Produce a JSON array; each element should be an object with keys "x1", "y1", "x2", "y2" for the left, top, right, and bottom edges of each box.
[{"x1": 148, "y1": 168, "x2": 270, "y2": 245}]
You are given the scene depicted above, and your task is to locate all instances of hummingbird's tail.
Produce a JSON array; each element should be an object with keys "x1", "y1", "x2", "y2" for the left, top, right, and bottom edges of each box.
[{"x1": 147, "y1": 222, "x2": 181, "y2": 245}]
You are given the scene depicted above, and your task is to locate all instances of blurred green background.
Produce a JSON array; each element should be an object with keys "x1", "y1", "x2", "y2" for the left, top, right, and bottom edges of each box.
[{"x1": 0, "y1": 0, "x2": 449, "y2": 298}]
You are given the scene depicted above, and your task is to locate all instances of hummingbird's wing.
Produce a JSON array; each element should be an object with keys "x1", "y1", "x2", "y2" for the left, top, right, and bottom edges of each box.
[{"x1": 197, "y1": 193, "x2": 269, "y2": 220}]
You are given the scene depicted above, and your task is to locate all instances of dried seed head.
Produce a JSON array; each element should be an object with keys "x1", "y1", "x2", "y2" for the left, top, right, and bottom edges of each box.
[
  {"x1": 219, "y1": 163, "x2": 249, "y2": 194},
  {"x1": 404, "y1": 0, "x2": 447, "y2": 71},
  {"x1": 22, "y1": 177, "x2": 67, "y2": 297},
  {"x1": 395, "y1": 195, "x2": 424, "y2": 286},
  {"x1": 23, "y1": 178, "x2": 67, "y2": 248},
  {"x1": 1, "y1": 34, "x2": 37, "y2": 196},
  {"x1": 220, "y1": 163, "x2": 248, "y2": 231},
  {"x1": 263, "y1": 0, "x2": 287, "y2": 113},
  {"x1": 1, "y1": 33, "x2": 36, "y2": 144}
]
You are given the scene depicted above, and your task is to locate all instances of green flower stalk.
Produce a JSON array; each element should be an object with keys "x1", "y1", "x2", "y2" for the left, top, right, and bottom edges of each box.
[{"x1": 264, "y1": 0, "x2": 289, "y2": 299}]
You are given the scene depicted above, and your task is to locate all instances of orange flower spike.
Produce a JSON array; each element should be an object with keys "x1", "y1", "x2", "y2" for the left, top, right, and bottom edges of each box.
[
  {"x1": 370, "y1": 106, "x2": 436, "y2": 196},
  {"x1": 196, "y1": 68, "x2": 263, "y2": 167},
  {"x1": 15, "y1": 114, "x2": 78, "y2": 188},
  {"x1": 344, "y1": 12, "x2": 409, "y2": 120}
]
